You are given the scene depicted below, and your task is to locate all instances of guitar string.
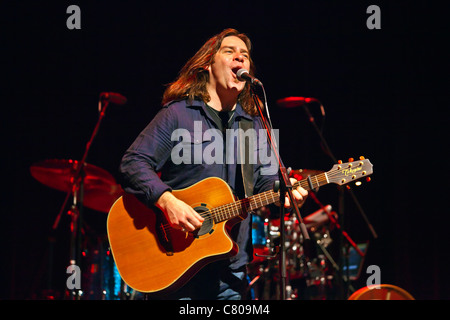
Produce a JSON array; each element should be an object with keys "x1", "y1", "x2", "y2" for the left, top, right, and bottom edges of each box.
[
  {"x1": 158, "y1": 168, "x2": 370, "y2": 230},
  {"x1": 159, "y1": 178, "x2": 295, "y2": 231},
  {"x1": 157, "y1": 168, "x2": 371, "y2": 232}
]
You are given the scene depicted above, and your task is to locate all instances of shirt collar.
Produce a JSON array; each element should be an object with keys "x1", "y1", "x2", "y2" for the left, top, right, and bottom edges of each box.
[{"x1": 186, "y1": 98, "x2": 253, "y2": 121}]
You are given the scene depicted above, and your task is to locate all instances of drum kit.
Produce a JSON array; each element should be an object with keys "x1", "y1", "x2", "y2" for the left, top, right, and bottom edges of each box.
[
  {"x1": 30, "y1": 158, "x2": 137, "y2": 300},
  {"x1": 247, "y1": 169, "x2": 342, "y2": 300}
]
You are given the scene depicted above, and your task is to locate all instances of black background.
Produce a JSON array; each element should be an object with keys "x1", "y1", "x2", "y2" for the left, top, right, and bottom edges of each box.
[{"x1": 1, "y1": 1, "x2": 448, "y2": 300}]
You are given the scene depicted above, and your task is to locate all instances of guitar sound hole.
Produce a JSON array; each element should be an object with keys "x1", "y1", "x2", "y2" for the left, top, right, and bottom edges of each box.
[{"x1": 193, "y1": 205, "x2": 213, "y2": 237}]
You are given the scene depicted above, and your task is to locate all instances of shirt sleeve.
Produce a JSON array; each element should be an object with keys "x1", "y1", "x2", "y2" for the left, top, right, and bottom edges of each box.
[{"x1": 119, "y1": 106, "x2": 176, "y2": 207}]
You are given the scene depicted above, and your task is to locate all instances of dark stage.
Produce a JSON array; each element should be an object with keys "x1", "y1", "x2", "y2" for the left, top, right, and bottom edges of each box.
[{"x1": 1, "y1": 1, "x2": 448, "y2": 300}]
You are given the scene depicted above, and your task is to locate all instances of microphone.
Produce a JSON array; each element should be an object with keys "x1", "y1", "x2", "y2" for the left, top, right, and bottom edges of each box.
[
  {"x1": 277, "y1": 96, "x2": 325, "y2": 116},
  {"x1": 99, "y1": 92, "x2": 127, "y2": 105},
  {"x1": 236, "y1": 69, "x2": 263, "y2": 87}
]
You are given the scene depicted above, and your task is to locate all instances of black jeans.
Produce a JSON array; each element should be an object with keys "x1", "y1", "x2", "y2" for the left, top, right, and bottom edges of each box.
[{"x1": 162, "y1": 261, "x2": 248, "y2": 300}]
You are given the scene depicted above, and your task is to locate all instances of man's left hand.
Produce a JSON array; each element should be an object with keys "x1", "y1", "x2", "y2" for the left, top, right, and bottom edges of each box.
[{"x1": 284, "y1": 178, "x2": 308, "y2": 208}]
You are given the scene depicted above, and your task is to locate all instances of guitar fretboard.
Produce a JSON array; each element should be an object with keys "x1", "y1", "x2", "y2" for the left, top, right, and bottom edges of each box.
[{"x1": 212, "y1": 172, "x2": 330, "y2": 223}]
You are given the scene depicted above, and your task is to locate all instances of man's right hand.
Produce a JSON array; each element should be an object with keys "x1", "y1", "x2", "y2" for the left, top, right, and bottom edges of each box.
[{"x1": 155, "y1": 191, "x2": 204, "y2": 232}]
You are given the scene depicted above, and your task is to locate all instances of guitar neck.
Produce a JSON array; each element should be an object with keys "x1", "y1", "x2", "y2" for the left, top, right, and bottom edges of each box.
[
  {"x1": 212, "y1": 172, "x2": 329, "y2": 223},
  {"x1": 211, "y1": 158, "x2": 373, "y2": 223}
]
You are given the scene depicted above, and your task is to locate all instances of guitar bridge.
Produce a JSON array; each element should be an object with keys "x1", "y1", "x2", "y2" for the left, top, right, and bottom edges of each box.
[{"x1": 156, "y1": 216, "x2": 175, "y2": 254}]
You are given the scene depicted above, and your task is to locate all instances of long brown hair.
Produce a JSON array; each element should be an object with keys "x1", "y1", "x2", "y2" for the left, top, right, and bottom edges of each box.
[{"x1": 162, "y1": 28, "x2": 259, "y2": 116}]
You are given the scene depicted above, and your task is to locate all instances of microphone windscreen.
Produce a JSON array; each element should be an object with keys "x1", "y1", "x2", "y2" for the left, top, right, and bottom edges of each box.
[
  {"x1": 236, "y1": 68, "x2": 249, "y2": 81},
  {"x1": 276, "y1": 96, "x2": 306, "y2": 108},
  {"x1": 100, "y1": 92, "x2": 127, "y2": 105}
]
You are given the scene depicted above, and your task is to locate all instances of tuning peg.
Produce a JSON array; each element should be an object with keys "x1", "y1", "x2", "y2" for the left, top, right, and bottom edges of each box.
[
  {"x1": 338, "y1": 160, "x2": 343, "y2": 164},
  {"x1": 348, "y1": 158, "x2": 354, "y2": 162},
  {"x1": 346, "y1": 185, "x2": 351, "y2": 190},
  {"x1": 366, "y1": 177, "x2": 371, "y2": 182},
  {"x1": 359, "y1": 156, "x2": 365, "y2": 160}
]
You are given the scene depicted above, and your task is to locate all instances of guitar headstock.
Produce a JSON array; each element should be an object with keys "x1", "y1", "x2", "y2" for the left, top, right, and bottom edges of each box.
[{"x1": 327, "y1": 157, "x2": 373, "y2": 186}]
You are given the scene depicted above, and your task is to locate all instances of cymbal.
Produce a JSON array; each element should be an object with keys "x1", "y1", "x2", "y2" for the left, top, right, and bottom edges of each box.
[
  {"x1": 30, "y1": 159, "x2": 123, "y2": 212},
  {"x1": 289, "y1": 169, "x2": 324, "y2": 181},
  {"x1": 30, "y1": 159, "x2": 116, "y2": 192},
  {"x1": 83, "y1": 183, "x2": 124, "y2": 213}
]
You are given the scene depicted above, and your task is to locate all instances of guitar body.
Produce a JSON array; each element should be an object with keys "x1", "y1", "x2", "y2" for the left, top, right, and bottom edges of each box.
[{"x1": 107, "y1": 177, "x2": 241, "y2": 294}]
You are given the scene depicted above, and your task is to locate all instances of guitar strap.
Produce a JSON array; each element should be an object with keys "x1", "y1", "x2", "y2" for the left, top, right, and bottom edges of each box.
[{"x1": 238, "y1": 119, "x2": 254, "y2": 198}]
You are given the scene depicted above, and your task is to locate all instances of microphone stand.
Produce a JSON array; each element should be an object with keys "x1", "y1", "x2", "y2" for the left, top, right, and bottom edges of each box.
[
  {"x1": 53, "y1": 96, "x2": 112, "y2": 299},
  {"x1": 252, "y1": 86, "x2": 309, "y2": 300},
  {"x1": 301, "y1": 102, "x2": 377, "y2": 298}
]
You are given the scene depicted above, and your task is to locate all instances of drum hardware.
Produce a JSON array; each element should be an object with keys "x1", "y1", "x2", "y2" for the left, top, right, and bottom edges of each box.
[
  {"x1": 30, "y1": 158, "x2": 129, "y2": 299},
  {"x1": 307, "y1": 192, "x2": 364, "y2": 297},
  {"x1": 279, "y1": 97, "x2": 376, "y2": 299},
  {"x1": 30, "y1": 93, "x2": 127, "y2": 299},
  {"x1": 255, "y1": 246, "x2": 280, "y2": 260},
  {"x1": 250, "y1": 188, "x2": 368, "y2": 300},
  {"x1": 309, "y1": 191, "x2": 365, "y2": 258},
  {"x1": 250, "y1": 201, "x2": 340, "y2": 300},
  {"x1": 30, "y1": 160, "x2": 123, "y2": 283},
  {"x1": 30, "y1": 159, "x2": 124, "y2": 214}
]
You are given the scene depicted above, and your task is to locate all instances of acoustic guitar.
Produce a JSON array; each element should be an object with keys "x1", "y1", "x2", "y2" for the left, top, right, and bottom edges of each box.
[{"x1": 107, "y1": 158, "x2": 373, "y2": 294}]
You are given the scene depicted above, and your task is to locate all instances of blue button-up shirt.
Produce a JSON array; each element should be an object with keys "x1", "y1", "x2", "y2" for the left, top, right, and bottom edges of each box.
[{"x1": 119, "y1": 98, "x2": 279, "y2": 269}]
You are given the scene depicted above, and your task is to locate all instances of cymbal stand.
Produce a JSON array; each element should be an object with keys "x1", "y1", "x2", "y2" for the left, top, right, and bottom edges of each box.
[
  {"x1": 300, "y1": 103, "x2": 377, "y2": 241},
  {"x1": 65, "y1": 167, "x2": 85, "y2": 299},
  {"x1": 313, "y1": 232, "x2": 356, "y2": 294},
  {"x1": 55, "y1": 96, "x2": 112, "y2": 299},
  {"x1": 300, "y1": 102, "x2": 376, "y2": 298}
]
